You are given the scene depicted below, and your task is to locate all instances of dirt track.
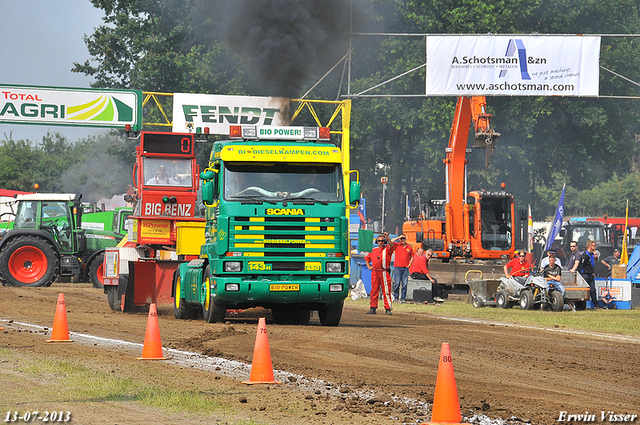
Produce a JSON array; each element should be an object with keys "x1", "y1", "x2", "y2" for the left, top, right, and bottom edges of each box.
[{"x1": 1, "y1": 283, "x2": 639, "y2": 425}]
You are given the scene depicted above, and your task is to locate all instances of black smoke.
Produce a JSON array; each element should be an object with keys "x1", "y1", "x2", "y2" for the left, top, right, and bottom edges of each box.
[{"x1": 220, "y1": 0, "x2": 353, "y2": 98}]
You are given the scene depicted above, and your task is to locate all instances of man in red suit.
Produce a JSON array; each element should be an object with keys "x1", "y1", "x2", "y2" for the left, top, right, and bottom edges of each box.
[{"x1": 365, "y1": 232, "x2": 394, "y2": 315}]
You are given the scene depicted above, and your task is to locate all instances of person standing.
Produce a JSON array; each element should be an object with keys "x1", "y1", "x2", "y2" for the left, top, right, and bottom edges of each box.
[
  {"x1": 579, "y1": 240, "x2": 605, "y2": 309},
  {"x1": 602, "y1": 248, "x2": 621, "y2": 268},
  {"x1": 567, "y1": 241, "x2": 581, "y2": 272},
  {"x1": 365, "y1": 232, "x2": 394, "y2": 315},
  {"x1": 540, "y1": 248, "x2": 563, "y2": 269},
  {"x1": 391, "y1": 234, "x2": 414, "y2": 303}
]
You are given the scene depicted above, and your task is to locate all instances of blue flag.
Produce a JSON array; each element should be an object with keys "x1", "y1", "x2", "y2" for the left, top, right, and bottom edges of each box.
[{"x1": 545, "y1": 184, "x2": 565, "y2": 251}]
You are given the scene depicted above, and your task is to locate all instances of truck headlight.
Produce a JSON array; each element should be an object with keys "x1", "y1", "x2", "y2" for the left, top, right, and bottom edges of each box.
[
  {"x1": 225, "y1": 283, "x2": 240, "y2": 291},
  {"x1": 224, "y1": 261, "x2": 242, "y2": 272},
  {"x1": 326, "y1": 262, "x2": 344, "y2": 273},
  {"x1": 329, "y1": 283, "x2": 343, "y2": 292}
]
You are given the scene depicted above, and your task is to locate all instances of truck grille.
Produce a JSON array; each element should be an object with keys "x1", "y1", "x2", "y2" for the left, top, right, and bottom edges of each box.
[{"x1": 230, "y1": 216, "x2": 340, "y2": 272}]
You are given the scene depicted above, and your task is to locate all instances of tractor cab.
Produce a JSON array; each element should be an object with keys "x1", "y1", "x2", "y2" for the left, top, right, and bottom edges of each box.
[{"x1": 12, "y1": 193, "x2": 81, "y2": 254}]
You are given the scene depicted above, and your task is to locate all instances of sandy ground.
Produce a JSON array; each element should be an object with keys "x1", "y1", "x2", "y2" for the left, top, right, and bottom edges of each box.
[{"x1": 1, "y1": 283, "x2": 639, "y2": 425}]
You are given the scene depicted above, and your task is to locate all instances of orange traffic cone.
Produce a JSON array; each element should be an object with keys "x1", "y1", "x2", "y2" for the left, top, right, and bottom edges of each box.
[
  {"x1": 242, "y1": 317, "x2": 281, "y2": 385},
  {"x1": 137, "y1": 303, "x2": 166, "y2": 360},
  {"x1": 425, "y1": 342, "x2": 469, "y2": 424},
  {"x1": 46, "y1": 293, "x2": 73, "y2": 343}
]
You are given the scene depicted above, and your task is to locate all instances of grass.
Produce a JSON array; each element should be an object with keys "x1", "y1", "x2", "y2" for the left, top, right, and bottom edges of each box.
[
  {"x1": 344, "y1": 297, "x2": 640, "y2": 336},
  {"x1": 2, "y1": 355, "x2": 227, "y2": 414}
]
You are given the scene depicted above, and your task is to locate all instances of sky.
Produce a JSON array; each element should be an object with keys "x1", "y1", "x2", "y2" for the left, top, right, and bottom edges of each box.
[{"x1": 0, "y1": 0, "x2": 107, "y2": 142}]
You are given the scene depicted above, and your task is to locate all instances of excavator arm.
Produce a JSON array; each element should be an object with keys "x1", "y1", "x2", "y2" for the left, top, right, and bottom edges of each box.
[{"x1": 444, "y1": 96, "x2": 501, "y2": 251}]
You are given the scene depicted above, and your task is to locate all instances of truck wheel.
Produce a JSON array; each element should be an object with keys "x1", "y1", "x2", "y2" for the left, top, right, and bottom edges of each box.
[
  {"x1": 550, "y1": 291, "x2": 564, "y2": 312},
  {"x1": 89, "y1": 253, "x2": 105, "y2": 289},
  {"x1": 0, "y1": 236, "x2": 58, "y2": 287},
  {"x1": 519, "y1": 290, "x2": 534, "y2": 310},
  {"x1": 173, "y1": 274, "x2": 194, "y2": 320},
  {"x1": 496, "y1": 289, "x2": 510, "y2": 309},
  {"x1": 318, "y1": 301, "x2": 343, "y2": 326},
  {"x1": 291, "y1": 308, "x2": 311, "y2": 324},
  {"x1": 202, "y1": 266, "x2": 225, "y2": 323},
  {"x1": 105, "y1": 286, "x2": 120, "y2": 311}
]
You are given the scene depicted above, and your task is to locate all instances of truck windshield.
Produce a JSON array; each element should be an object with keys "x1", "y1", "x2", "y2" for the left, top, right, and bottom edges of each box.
[
  {"x1": 224, "y1": 162, "x2": 343, "y2": 203},
  {"x1": 571, "y1": 225, "x2": 605, "y2": 249},
  {"x1": 143, "y1": 158, "x2": 192, "y2": 187}
]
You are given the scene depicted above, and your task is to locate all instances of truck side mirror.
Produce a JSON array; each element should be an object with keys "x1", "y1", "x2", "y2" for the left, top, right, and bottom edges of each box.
[
  {"x1": 349, "y1": 181, "x2": 361, "y2": 204},
  {"x1": 202, "y1": 181, "x2": 214, "y2": 205},
  {"x1": 200, "y1": 170, "x2": 215, "y2": 180},
  {"x1": 200, "y1": 168, "x2": 218, "y2": 206}
]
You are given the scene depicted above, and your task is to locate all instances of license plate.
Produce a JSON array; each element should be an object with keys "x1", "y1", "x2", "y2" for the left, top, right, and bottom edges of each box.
[{"x1": 269, "y1": 284, "x2": 300, "y2": 291}]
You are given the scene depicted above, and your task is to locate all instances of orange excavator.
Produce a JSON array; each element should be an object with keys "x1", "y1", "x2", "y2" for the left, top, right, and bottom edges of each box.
[{"x1": 403, "y1": 96, "x2": 516, "y2": 263}]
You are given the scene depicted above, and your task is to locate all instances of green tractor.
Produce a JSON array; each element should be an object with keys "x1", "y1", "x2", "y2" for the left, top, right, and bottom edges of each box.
[{"x1": 0, "y1": 194, "x2": 126, "y2": 288}]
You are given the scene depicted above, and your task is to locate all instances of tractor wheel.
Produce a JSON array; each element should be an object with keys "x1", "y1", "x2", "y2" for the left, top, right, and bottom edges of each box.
[
  {"x1": 519, "y1": 290, "x2": 534, "y2": 310},
  {"x1": 173, "y1": 273, "x2": 195, "y2": 320},
  {"x1": 471, "y1": 295, "x2": 484, "y2": 308},
  {"x1": 89, "y1": 253, "x2": 105, "y2": 289},
  {"x1": 550, "y1": 291, "x2": 564, "y2": 312},
  {"x1": 0, "y1": 236, "x2": 58, "y2": 287},
  {"x1": 496, "y1": 290, "x2": 510, "y2": 309},
  {"x1": 105, "y1": 285, "x2": 120, "y2": 311},
  {"x1": 291, "y1": 308, "x2": 311, "y2": 325},
  {"x1": 202, "y1": 266, "x2": 226, "y2": 323},
  {"x1": 318, "y1": 301, "x2": 344, "y2": 326}
]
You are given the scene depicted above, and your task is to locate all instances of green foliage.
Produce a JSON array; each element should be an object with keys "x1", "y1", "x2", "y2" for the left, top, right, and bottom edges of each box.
[
  {"x1": 0, "y1": 132, "x2": 136, "y2": 200},
  {"x1": 349, "y1": 0, "x2": 640, "y2": 228},
  {"x1": 74, "y1": 0, "x2": 246, "y2": 94}
]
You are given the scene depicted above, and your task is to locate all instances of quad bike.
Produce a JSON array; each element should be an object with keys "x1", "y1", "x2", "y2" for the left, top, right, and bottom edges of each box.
[
  {"x1": 495, "y1": 274, "x2": 527, "y2": 309},
  {"x1": 518, "y1": 271, "x2": 564, "y2": 312}
]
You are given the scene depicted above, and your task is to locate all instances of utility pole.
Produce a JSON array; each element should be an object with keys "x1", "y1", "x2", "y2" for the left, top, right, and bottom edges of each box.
[{"x1": 381, "y1": 176, "x2": 388, "y2": 231}]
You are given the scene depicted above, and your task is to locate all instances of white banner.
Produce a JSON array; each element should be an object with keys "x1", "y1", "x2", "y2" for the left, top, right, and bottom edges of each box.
[
  {"x1": 426, "y1": 36, "x2": 601, "y2": 96},
  {"x1": 172, "y1": 93, "x2": 290, "y2": 135}
]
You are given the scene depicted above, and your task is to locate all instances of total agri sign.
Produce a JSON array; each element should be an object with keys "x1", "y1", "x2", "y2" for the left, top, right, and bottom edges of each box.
[
  {"x1": 426, "y1": 35, "x2": 602, "y2": 96},
  {"x1": 0, "y1": 84, "x2": 142, "y2": 129}
]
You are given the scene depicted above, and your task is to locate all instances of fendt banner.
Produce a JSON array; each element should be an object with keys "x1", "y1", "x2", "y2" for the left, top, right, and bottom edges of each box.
[
  {"x1": 173, "y1": 93, "x2": 290, "y2": 135},
  {"x1": 426, "y1": 35, "x2": 601, "y2": 96},
  {"x1": 0, "y1": 85, "x2": 143, "y2": 129}
]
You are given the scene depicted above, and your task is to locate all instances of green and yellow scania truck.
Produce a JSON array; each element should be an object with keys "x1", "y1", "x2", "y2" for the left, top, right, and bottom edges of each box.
[{"x1": 173, "y1": 125, "x2": 360, "y2": 326}]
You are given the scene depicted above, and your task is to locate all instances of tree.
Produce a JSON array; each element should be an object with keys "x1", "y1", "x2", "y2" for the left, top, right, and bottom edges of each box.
[{"x1": 71, "y1": 0, "x2": 640, "y2": 223}]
